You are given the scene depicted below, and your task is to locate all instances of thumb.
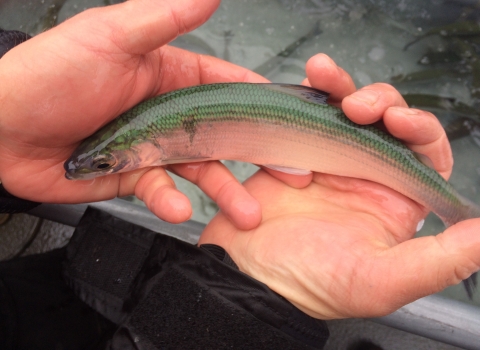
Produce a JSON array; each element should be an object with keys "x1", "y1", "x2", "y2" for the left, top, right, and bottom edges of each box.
[
  {"x1": 64, "y1": 0, "x2": 221, "y2": 55},
  {"x1": 374, "y1": 218, "x2": 480, "y2": 313},
  {"x1": 108, "y1": 0, "x2": 220, "y2": 55}
]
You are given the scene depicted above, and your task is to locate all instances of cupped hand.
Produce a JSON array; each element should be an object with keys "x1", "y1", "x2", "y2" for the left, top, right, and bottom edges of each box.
[
  {"x1": 0, "y1": 0, "x2": 269, "y2": 228},
  {"x1": 199, "y1": 54, "x2": 480, "y2": 319}
]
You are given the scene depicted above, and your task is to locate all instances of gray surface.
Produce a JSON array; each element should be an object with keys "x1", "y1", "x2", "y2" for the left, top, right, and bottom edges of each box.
[
  {"x1": 374, "y1": 295, "x2": 480, "y2": 350},
  {"x1": 29, "y1": 198, "x2": 204, "y2": 244},
  {"x1": 0, "y1": 213, "x2": 41, "y2": 259},
  {"x1": 325, "y1": 318, "x2": 462, "y2": 350},
  {"x1": 20, "y1": 218, "x2": 74, "y2": 256}
]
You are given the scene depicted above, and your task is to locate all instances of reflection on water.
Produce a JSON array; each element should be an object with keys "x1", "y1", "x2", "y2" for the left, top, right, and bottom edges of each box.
[{"x1": 1, "y1": 0, "x2": 479, "y2": 303}]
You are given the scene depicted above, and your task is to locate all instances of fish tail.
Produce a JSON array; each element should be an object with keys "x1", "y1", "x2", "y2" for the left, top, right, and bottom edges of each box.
[
  {"x1": 463, "y1": 274, "x2": 477, "y2": 300},
  {"x1": 460, "y1": 196, "x2": 480, "y2": 223},
  {"x1": 442, "y1": 194, "x2": 480, "y2": 227},
  {"x1": 463, "y1": 199, "x2": 480, "y2": 299},
  {"x1": 440, "y1": 195, "x2": 480, "y2": 299},
  {"x1": 468, "y1": 202, "x2": 480, "y2": 221},
  {"x1": 457, "y1": 196, "x2": 480, "y2": 299}
]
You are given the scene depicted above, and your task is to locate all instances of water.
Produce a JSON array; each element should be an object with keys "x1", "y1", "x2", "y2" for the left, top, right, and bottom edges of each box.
[{"x1": 1, "y1": 0, "x2": 479, "y2": 303}]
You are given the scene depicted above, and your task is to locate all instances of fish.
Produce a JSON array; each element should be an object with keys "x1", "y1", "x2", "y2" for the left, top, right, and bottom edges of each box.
[
  {"x1": 223, "y1": 30, "x2": 234, "y2": 62},
  {"x1": 65, "y1": 83, "x2": 480, "y2": 225},
  {"x1": 444, "y1": 117, "x2": 479, "y2": 142},
  {"x1": 417, "y1": 50, "x2": 462, "y2": 65},
  {"x1": 399, "y1": 94, "x2": 480, "y2": 144},
  {"x1": 40, "y1": 0, "x2": 67, "y2": 30},
  {"x1": 402, "y1": 93, "x2": 480, "y2": 122},
  {"x1": 404, "y1": 20, "x2": 480, "y2": 51},
  {"x1": 65, "y1": 83, "x2": 480, "y2": 297},
  {"x1": 391, "y1": 68, "x2": 453, "y2": 83}
]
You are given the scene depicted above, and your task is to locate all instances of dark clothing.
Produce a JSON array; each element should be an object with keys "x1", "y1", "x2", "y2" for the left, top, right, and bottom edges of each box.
[
  {"x1": 0, "y1": 29, "x2": 30, "y2": 58},
  {"x1": 1, "y1": 208, "x2": 329, "y2": 349},
  {"x1": 0, "y1": 247, "x2": 116, "y2": 350}
]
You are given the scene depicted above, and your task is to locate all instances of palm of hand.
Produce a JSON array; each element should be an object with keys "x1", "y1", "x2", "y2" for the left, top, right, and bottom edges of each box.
[{"x1": 200, "y1": 169, "x2": 472, "y2": 319}]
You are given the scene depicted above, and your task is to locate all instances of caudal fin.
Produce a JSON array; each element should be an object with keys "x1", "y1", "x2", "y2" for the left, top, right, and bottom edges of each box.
[
  {"x1": 463, "y1": 274, "x2": 478, "y2": 300},
  {"x1": 452, "y1": 197, "x2": 480, "y2": 299}
]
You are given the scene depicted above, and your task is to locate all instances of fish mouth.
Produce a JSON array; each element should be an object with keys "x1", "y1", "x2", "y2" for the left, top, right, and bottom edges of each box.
[
  {"x1": 64, "y1": 160, "x2": 109, "y2": 180},
  {"x1": 64, "y1": 160, "x2": 86, "y2": 180},
  {"x1": 64, "y1": 160, "x2": 79, "y2": 180},
  {"x1": 64, "y1": 171, "x2": 75, "y2": 180},
  {"x1": 64, "y1": 170, "x2": 100, "y2": 180}
]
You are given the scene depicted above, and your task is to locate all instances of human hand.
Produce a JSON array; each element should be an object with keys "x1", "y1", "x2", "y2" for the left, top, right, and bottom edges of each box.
[
  {"x1": 199, "y1": 53, "x2": 480, "y2": 319},
  {"x1": 0, "y1": 0, "x2": 269, "y2": 228}
]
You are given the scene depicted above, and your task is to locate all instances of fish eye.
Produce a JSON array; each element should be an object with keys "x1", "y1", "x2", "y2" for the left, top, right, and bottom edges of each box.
[{"x1": 92, "y1": 155, "x2": 116, "y2": 170}]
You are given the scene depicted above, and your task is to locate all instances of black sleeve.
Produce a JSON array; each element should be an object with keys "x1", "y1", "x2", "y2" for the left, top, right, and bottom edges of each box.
[
  {"x1": 0, "y1": 29, "x2": 30, "y2": 57},
  {"x1": 64, "y1": 208, "x2": 330, "y2": 349},
  {"x1": 1, "y1": 208, "x2": 329, "y2": 349}
]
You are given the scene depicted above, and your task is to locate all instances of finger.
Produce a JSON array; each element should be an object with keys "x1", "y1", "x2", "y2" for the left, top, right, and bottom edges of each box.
[
  {"x1": 90, "y1": 0, "x2": 221, "y2": 55},
  {"x1": 156, "y1": 46, "x2": 269, "y2": 93},
  {"x1": 168, "y1": 161, "x2": 262, "y2": 230},
  {"x1": 383, "y1": 107, "x2": 453, "y2": 179},
  {"x1": 135, "y1": 167, "x2": 192, "y2": 223},
  {"x1": 368, "y1": 219, "x2": 480, "y2": 315},
  {"x1": 341, "y1": 83, "x2": 408, "y2": 125},
  {"x1": 301, "y1": 53, "x2": 356, "y2": 105}
]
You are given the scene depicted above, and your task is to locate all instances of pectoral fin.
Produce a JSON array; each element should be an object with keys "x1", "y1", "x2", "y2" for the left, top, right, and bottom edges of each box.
[{"x1": 264, "y1": 164, "x2": 312, "y2": 175}]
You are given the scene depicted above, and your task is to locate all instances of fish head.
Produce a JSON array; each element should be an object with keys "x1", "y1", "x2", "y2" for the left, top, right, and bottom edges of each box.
[{"x1": 64, "y1": 125, "x2": 163, "y2": 180}]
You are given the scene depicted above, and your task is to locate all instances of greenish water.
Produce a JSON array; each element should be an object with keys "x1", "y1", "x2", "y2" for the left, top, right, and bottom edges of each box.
[{"x1": 1, "y1": 0, "x2": 479, "y2": 303}]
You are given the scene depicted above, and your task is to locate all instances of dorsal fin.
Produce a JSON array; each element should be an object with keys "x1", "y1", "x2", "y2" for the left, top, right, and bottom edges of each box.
[
  {"x1": 262, "y1": 84, "x2": 329, "y2": 105},
  {"x1": 264, "y1": 164, "x2": 312, "y2": 175}
]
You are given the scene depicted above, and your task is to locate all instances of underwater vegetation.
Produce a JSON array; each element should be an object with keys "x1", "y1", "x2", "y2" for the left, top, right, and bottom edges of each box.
[
  {"x1": 391, "y1": 1, "x2": 480, "y2": 144},
  {"x1": 401, "y1": 93, "x2": 480, "y2": 143},
  {"x1": 253, "y1": 21, "x2": 322, "y2": 77},
  {"x1": 38, "y1": 0, "x2": 67, "y2": 30}
]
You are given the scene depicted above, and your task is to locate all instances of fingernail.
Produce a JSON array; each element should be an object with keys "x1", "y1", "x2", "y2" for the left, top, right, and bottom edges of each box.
[{"x1": 352, "y1": 90, "x2": 380, "y2": 105}]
